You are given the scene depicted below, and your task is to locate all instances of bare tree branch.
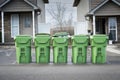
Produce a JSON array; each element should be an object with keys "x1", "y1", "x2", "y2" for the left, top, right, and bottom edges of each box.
[{"x1": 47, "y1": 2, "x2": 73, "y2": 31}]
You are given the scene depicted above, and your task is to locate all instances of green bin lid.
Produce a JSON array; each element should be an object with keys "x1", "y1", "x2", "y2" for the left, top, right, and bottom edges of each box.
[
  {"x1": 15, "y1": 35, "x2": 31, "y2": 43},
  {"x1": 53, "y1": 37, "x2": 67, "y2": 43},
  {"x1": 73, "y1": 35, "x2": 88, "y2": 43},
  {"x1": 35, "y1": 36, "x2": 50, "y2": 43},
  {"x1": 92, "y1": 35, "x2": 108, "y2": 43}
]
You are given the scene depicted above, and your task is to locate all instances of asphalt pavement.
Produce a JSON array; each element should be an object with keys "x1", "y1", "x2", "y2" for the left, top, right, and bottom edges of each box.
[
  {"x1": 0, "y1": 45, "x2": 120, "y2": 80},
  {"x1": 0, "y1": 64, "x2": 120, "y2": 80}
]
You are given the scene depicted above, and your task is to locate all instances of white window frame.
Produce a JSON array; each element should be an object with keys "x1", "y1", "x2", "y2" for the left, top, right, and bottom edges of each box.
[
  {"x1": 108, "y1": 17, "x2": 118, "y2": 41},
  {"x1": 11, "y1": 14, "x2": 19, "y2": 38}
]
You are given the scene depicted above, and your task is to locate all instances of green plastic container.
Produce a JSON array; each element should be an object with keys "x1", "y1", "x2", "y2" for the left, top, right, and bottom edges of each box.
[
  {"x1": 52, "y1": 37, "x2": 68, "y2": 63},
  {"x1": 15, "y1": 35, "x2": 32, "y2": 64},
  {"x1": 34, "y1": 35, "x2": 51, "y2": 63},
  {"x1": 90, "y1": 35, "x2": 108, "y2": 64},
  {"x1": 72, "y1": 35, "x2": 89, "y2": 64}
]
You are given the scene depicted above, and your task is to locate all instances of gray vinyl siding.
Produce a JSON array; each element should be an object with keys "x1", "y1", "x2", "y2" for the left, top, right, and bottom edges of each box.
[
  {"x1": 37, "y1": 0, "x2": 45, "y2": 23},
  {"x1": 77, "y1": 0, "x2": 89, "y2": 21},
  {"x1": 36, "y1": 0, "x2": 46, "y2": 33},
  {"x1": 1, "y1": 0, "x2": 33, "y2": 12},
  {"x1": 95, "y1": 2, "x2": 120, "y2": 16},
  {"x1": 89, "y1": 0, "x2": 104, "y2": 10},
  {"x1": 89, "y1": 0, "x2": 120, "y2": 10}
]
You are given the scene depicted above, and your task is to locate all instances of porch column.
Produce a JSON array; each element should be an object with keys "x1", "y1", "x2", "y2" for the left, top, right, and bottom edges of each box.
[
  {"x1": 1, "y1": 11, "x2": 5, "y2": 43},
  {"x1": 32, "y1": 10, "x2": 35, "y2": 39},
  {"x1": 93, "y1": 15, "x2": 96, "y2": 35}
]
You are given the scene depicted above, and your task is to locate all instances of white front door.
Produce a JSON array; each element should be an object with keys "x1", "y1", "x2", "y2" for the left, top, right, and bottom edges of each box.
[
  {"x1": 108, "y1": 17, "x2": 117, "y2": 41},
  {"x1": 11, "y1": 14, "x2": 19, "y2": 38},
  {"x1": 20, "y1": 13, "x2": 32, "y2": 36}
]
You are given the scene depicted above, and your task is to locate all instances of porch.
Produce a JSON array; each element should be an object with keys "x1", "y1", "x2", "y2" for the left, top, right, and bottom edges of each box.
[
  {"x1": 0, "y1": 0, "x2": 41, "y2": 43},
  {"x1": 0, "y1": 11, "x2": 36, "y2": 43},
  {"x1": 87, "y1": 0, "x2": 120, "y2": 42},
  {"x1": 91, "y1": 16, "x2": 120, "y2": 42}
]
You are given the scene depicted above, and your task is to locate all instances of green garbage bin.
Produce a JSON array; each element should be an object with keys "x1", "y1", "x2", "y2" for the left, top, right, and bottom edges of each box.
[
  {"x1": 15, "y1": 35, "x2": 32, "y2": 64},
  {"x1": 90, "y1": 35, "x2": 108, "y2": 64},
  {"x1": 34, "y1": 35, "x2": 51, "y2": 63},
  {"x1": 52, "y1": 37, "x2": 68, "y2": 63},
  {"x1": 72, "y1": 35, "x2": 89, "y2": 64}
]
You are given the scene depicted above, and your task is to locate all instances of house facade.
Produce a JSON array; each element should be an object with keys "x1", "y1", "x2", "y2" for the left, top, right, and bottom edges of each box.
[
  {"x1": 73, "y1": 0, "x2": 120, "y2": 42},
  {"x1": 0, "y1": 0, "x2": 48, "y2": 43}
]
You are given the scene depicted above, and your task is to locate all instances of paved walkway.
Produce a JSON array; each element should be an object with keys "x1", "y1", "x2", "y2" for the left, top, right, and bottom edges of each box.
[{"x1": 107, "y1": 45, "x2": 120, "y2": 55}]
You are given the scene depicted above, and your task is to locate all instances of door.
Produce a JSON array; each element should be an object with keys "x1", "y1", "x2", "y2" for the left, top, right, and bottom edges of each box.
[
  {"x1": 20, "y1": 13, "x2": 32, "y2": 36},
  {"x1": 108, "y1": 17, "x2": 117, "y2": 41},
  {"x1": 96, "y1": 18, "x2": 106, "y2": 34},
  {"x1": 11, "y1": 14, "x2": 19, "y2": 38}
]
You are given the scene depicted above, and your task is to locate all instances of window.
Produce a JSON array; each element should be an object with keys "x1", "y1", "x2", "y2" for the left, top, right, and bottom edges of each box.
[
  {"x1": 11, "y1": 14, "x2": 19, "y2": 38},
  {"x1": 23, "y1": 14, "x2": 32, "y2": 28},
  {"x1": 108, "y1": 17, "x2": 117, "y2": 41}
]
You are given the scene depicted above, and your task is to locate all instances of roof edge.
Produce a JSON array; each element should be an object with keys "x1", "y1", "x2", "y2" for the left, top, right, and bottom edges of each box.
[
  {"x1": 73, "y1": 0, "x2": 81, "y2": 7},
  {"x1": 89, "y1": 0, "x2": 109, "y2": 14},
  {"x1": 88, "y1": 0, "x2": 120, "y2": 15},
  {"x1": 43, "y1": 0, "x2": 49, "y2": 3},
  {"x1": 0, "y1": 0, "x2": 10, "y2": 8},
  {"x1": 0, "y1": 0, "x2": 40, "y2": 10},
  {"x1": 24, "y1": 0, "x2": 39, "y2": 9},
  {"x1": 112, "y1": 0, "x2": 120, "y2": 6}
]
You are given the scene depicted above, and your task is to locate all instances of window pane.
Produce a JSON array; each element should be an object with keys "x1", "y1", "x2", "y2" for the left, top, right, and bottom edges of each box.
[
  {"x1": 24, "y1": 14, "x2": 32, "y2": 28},
  {"x1": 109, "y1": 18, "x2": 116, "y2": 29},
  {"x1": 110, "y1": 30, "x2": 116, "y2": 41}
]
